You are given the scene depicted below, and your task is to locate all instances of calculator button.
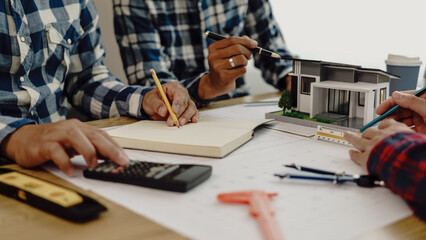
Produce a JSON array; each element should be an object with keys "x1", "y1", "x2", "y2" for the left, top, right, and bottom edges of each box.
[
  {"x1": 154, "y1": 165, "x2": 179, "y2": 179},
  {"x1": 146, "y1": 166, "x2": 165, "y2": 178},
  {"x1": 110, "y1": 166, "x2": 124, "y2": 174},
  {"x1": 102, "y1": 165, "x2": 116, "y2": 173}
]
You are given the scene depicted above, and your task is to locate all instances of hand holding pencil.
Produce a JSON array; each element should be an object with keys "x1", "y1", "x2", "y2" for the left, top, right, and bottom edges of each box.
[
  {"x1": 359, "y1": 87, "x2": 426, "y2": 133},
  {"x1": 344, "y1": 87, "x2": 426, "y2": 169},
  {"x1": 141, "y1": 69, "x2": 199, "y2": 127},
  {"x1": 374, "y1": 88, "x2": 426, "y2": 134},
  {"x1": 151, "y1": 69, "x2": 180, "y2": 128}
]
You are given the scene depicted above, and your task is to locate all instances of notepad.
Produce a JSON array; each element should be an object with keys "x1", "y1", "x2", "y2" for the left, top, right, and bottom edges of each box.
[{"x1": 107, "y1": 117, "x2": 271, "y2": 158}]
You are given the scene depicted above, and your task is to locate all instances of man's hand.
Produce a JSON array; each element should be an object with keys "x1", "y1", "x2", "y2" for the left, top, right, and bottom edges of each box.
[
  {"x1": 0, "y1": 119, "x2": 129, "y2": 176},
  {"x1": 142, "y1": 82, "x2": 199, "y2": 126},
  {"x1": 199, "y1": 36, "x2": 258, "y2": 100},
  {"x1": 376, "y1": 90, "x2": 426, "y2": 134},
  {"x1": 344, "y1": 119, "x2": 414, "y2": 170}
]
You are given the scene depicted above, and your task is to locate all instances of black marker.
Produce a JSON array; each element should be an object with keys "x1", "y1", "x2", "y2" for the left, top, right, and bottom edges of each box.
[{"x1": 205, "y1": 31, "x2": 281, "y2": 59}]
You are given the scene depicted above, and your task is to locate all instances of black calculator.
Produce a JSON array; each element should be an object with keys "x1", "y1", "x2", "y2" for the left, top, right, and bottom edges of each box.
[{"x1": 83, "y1": 160, "x2": 212, "y2": 192}]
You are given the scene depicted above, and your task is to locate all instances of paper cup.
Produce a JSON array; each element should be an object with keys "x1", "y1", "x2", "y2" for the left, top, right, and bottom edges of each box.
[{"x1": 386, "y1": 54, "x2": 422, "y2": 95}]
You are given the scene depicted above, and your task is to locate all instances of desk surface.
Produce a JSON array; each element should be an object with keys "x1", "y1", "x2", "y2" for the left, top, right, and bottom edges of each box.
[{"x1": 0, "y1": 92, "x2": 425, "y2": 240}]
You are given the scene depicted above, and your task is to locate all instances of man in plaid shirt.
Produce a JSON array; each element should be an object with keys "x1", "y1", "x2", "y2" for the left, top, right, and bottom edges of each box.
[
  {"x1": 113, "y1": 0, "x2": 294, "y2": 107},
  {"x1": 0, "y1": 0, "x2": 198, "y2": 175},
  {"x1": 345, "y1": 90, "x2": 426, "y2": 221}
]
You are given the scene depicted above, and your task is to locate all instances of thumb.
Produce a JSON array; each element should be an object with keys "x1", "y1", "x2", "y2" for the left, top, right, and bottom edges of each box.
[{"x1": 393, "y1": 91, "x2": 426, "y2": 118}]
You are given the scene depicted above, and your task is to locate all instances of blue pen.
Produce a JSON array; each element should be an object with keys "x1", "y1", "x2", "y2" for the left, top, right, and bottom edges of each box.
[{"x1": 360, "y1": 85, "x2": 426, "y2": 132}]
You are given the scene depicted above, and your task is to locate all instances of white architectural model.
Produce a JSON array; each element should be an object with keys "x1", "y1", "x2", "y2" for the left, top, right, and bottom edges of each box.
[{"x1": 287, "y1": 58, "x2": 400, "y2": 128}]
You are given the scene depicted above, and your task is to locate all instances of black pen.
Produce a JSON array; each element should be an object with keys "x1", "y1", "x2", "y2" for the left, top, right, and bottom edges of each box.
[{"x1": 205, "y1": 31, "x2": 281, "y2": 59}]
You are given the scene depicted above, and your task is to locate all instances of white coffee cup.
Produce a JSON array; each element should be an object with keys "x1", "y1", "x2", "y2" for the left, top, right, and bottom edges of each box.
[{"x1": 385, "y1": 54, "x2": 422, "y2": 94}]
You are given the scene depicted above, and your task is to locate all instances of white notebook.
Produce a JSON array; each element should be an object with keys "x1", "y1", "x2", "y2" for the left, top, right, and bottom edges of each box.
[{"x1": 107, "y1": 117, "x2": 270, "y2": 158}]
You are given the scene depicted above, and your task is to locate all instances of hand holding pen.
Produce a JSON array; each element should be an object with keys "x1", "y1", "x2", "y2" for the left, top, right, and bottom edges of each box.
[
  {"x1": 198, "y1": 32, "x2": 259, "y2": 100},
  {"x1": 201, "y1": 31, "x2": 291, "y2": 100},
  {"x1": 205, "y1": 31, "x2": 281, "y2": 59}
]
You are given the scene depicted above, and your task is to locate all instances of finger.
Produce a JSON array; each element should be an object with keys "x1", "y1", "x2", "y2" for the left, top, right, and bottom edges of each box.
[
  {"x1": 177, "y1": 101, "x2": 199, "y2": 126},
  {"x1": 79, "y1": 123, "x2": 130, "y2": 162},
  {"x1": 60, "y1": 127, "x2": 99, "y2": 167},
  {"x1": 211, "y1": 36, "x2": 257, "y2": 50},
  {"x1": 191, "y1": 109, "x2": 200, "y2": 123},
  {"x1": 361, "y1": 128, "x2": 378, "y2": 140},
  {"x1": 375, "y1": 90, "x2": 418, "y2": 115},
  {"x1": 344, "y1": 131, "x2": 368, "y2": 152},
  {"x1": 226, "y1": 55, "x2": 249, "y2": 70},
  {"x1": 399, "y1": 117, "x2": 414, "y2": 127},
  {"x1": 85, "y1": 130, "x2": 129, "y2": 166},
  {"x1": 79, "y1": 124, "x2": 124, "y2": 152},
  {"x1": 217, "y1": 44, "x2": 253, "y2": 60},
  {"x1": 348, "y1": 149, "x2": 368, "y2": 169},
  {"x1": 225, "y1": 66, "x2": 247, "y2": 80},
  {"x1": 163, "y1": 84, "x2": 189, "y2": 118},
  {"x1": 376, "y1": 96, "x2": 398, "y2": 115},
  {"x1": 44, "y1": 142, "x2": 74, "y2": 176},
  {"x1": 392, "y1": 91, "x2": 426, "y2": 118},
  {"x1": 143, "y1": 89, "x2": 169, "y2": 117},
  {"x1": 378, "y1": 119, "x2": 398, "y2": 129}
]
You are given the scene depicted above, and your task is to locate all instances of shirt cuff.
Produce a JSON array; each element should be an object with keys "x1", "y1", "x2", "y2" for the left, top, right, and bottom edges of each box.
[
  {"x1": 115, "y1": 85, "x2": 154, "y2": 120},
  {"x1": 0, "y1": 118, "x2": 37, "y2": 146},
  {"x1": 185, "y1": 72, "x2": 213, "y2": 108}
]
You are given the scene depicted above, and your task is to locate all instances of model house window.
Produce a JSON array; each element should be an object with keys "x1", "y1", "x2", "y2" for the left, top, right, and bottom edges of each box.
[
  {"x1": 358, "y1": 92, "x2": 365, "y2": 107},
  {"x1": 301, "y1": 77, "x2": 315, "y2": 95},
  {"x1": 328, "y1": 89, "x2": 350, "y2": 115},
  {"x1": 373, "y1": 90, "x2": 377, "y2": 107},
  {"x1": 379, "y1": 88, "x2": 386, "y2": 104}
]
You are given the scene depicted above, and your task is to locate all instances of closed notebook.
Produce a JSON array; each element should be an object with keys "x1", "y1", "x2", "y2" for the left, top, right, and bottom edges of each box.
[{"x1": 107, "y1": 117, "x2": 271, "y2": 158}]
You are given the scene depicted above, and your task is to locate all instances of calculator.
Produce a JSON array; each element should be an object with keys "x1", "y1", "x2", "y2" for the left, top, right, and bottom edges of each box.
[{"x1": 83, "y1": 160, "x2": 212, "y2": 192}]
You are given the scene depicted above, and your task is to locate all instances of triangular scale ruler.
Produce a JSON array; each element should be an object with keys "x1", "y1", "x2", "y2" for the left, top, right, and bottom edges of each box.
[{"x1": 314, "y1": 125, "x2": 352, "y2": 146}]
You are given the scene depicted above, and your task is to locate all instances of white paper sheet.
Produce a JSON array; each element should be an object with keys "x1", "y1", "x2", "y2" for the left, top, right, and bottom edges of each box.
[{"x1": 44, "y1": 105, "x2": 412, "y2": 240}]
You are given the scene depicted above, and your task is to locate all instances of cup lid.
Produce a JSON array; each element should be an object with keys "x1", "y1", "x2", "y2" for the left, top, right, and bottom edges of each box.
[{"x1": 385, "y1": 54, "x2": 422, "y2": 66}]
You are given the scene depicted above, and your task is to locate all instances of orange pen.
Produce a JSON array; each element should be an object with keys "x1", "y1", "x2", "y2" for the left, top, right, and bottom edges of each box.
[{"x1": 217, "y1": 190, "x2": 284, "y2": 240}]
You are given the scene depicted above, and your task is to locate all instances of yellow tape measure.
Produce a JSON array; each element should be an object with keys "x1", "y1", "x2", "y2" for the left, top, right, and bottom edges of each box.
[{"x1": 314, "y1": 125, "x2": 352, "y2": 146}]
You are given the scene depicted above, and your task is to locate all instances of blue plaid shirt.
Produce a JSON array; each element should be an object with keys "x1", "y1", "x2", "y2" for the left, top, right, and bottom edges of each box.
[
  {"x1": 114, "y1": 0, "x2": 293, "y2": 107},
  {"x1": 0, "y1": 0, "x2": 153, "y2": 143}
]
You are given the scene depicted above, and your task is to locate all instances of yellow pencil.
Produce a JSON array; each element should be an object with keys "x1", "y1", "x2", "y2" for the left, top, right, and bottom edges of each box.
[{"x1": 150, "y1": 69, "x2": 180, "y2": 128}]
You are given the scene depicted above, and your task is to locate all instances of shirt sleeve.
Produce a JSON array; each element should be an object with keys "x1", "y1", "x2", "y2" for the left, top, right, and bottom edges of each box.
[
  {"x1": 0, "y1": 117, "x2": 36, "y2": 147},
  {"x1": 65, "y1": 0, "x2": 153, "y2": 120},
  {"x1": 368, "y1": 131, "x2": 426, "y2": 221},
  {"x1": 244, "y1": 0, "x2": 293, "y2": 90},
  {"x1": 113, "y1": 0, "x2": 212, "y2": 108}
]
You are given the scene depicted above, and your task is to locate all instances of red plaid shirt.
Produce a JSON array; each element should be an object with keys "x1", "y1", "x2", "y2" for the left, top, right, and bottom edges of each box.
[{"x1": 368, "y1": 131, "x2": 426, "y2": 221}]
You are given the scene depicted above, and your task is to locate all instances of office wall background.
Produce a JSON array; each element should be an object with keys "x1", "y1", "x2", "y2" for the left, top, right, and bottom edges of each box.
[{"x1": 94, "y1": 0, "x2": 426, "y2": 94}]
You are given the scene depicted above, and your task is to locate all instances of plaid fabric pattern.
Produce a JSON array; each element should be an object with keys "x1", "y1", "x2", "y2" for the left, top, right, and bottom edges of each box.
[
  {"x1": 114, "y1": 0, "x2": 293, "y2": 107},
  {"x1": 0, "y1": 0, "x2": 152, "y2": 143},
  {"x1": 368, "y1": 132, "x2": 426, "y2": 221}
]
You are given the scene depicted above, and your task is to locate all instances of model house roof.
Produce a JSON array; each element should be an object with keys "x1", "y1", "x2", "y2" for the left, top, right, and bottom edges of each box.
[{"x1": 283, "y1": 56, "x2": 400, "y2": 79}]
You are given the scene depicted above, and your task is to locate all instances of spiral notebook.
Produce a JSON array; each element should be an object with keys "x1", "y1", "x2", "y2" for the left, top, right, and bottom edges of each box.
[{"x1": 107, "y1": 117, "x2": 271, "y2": 158}]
